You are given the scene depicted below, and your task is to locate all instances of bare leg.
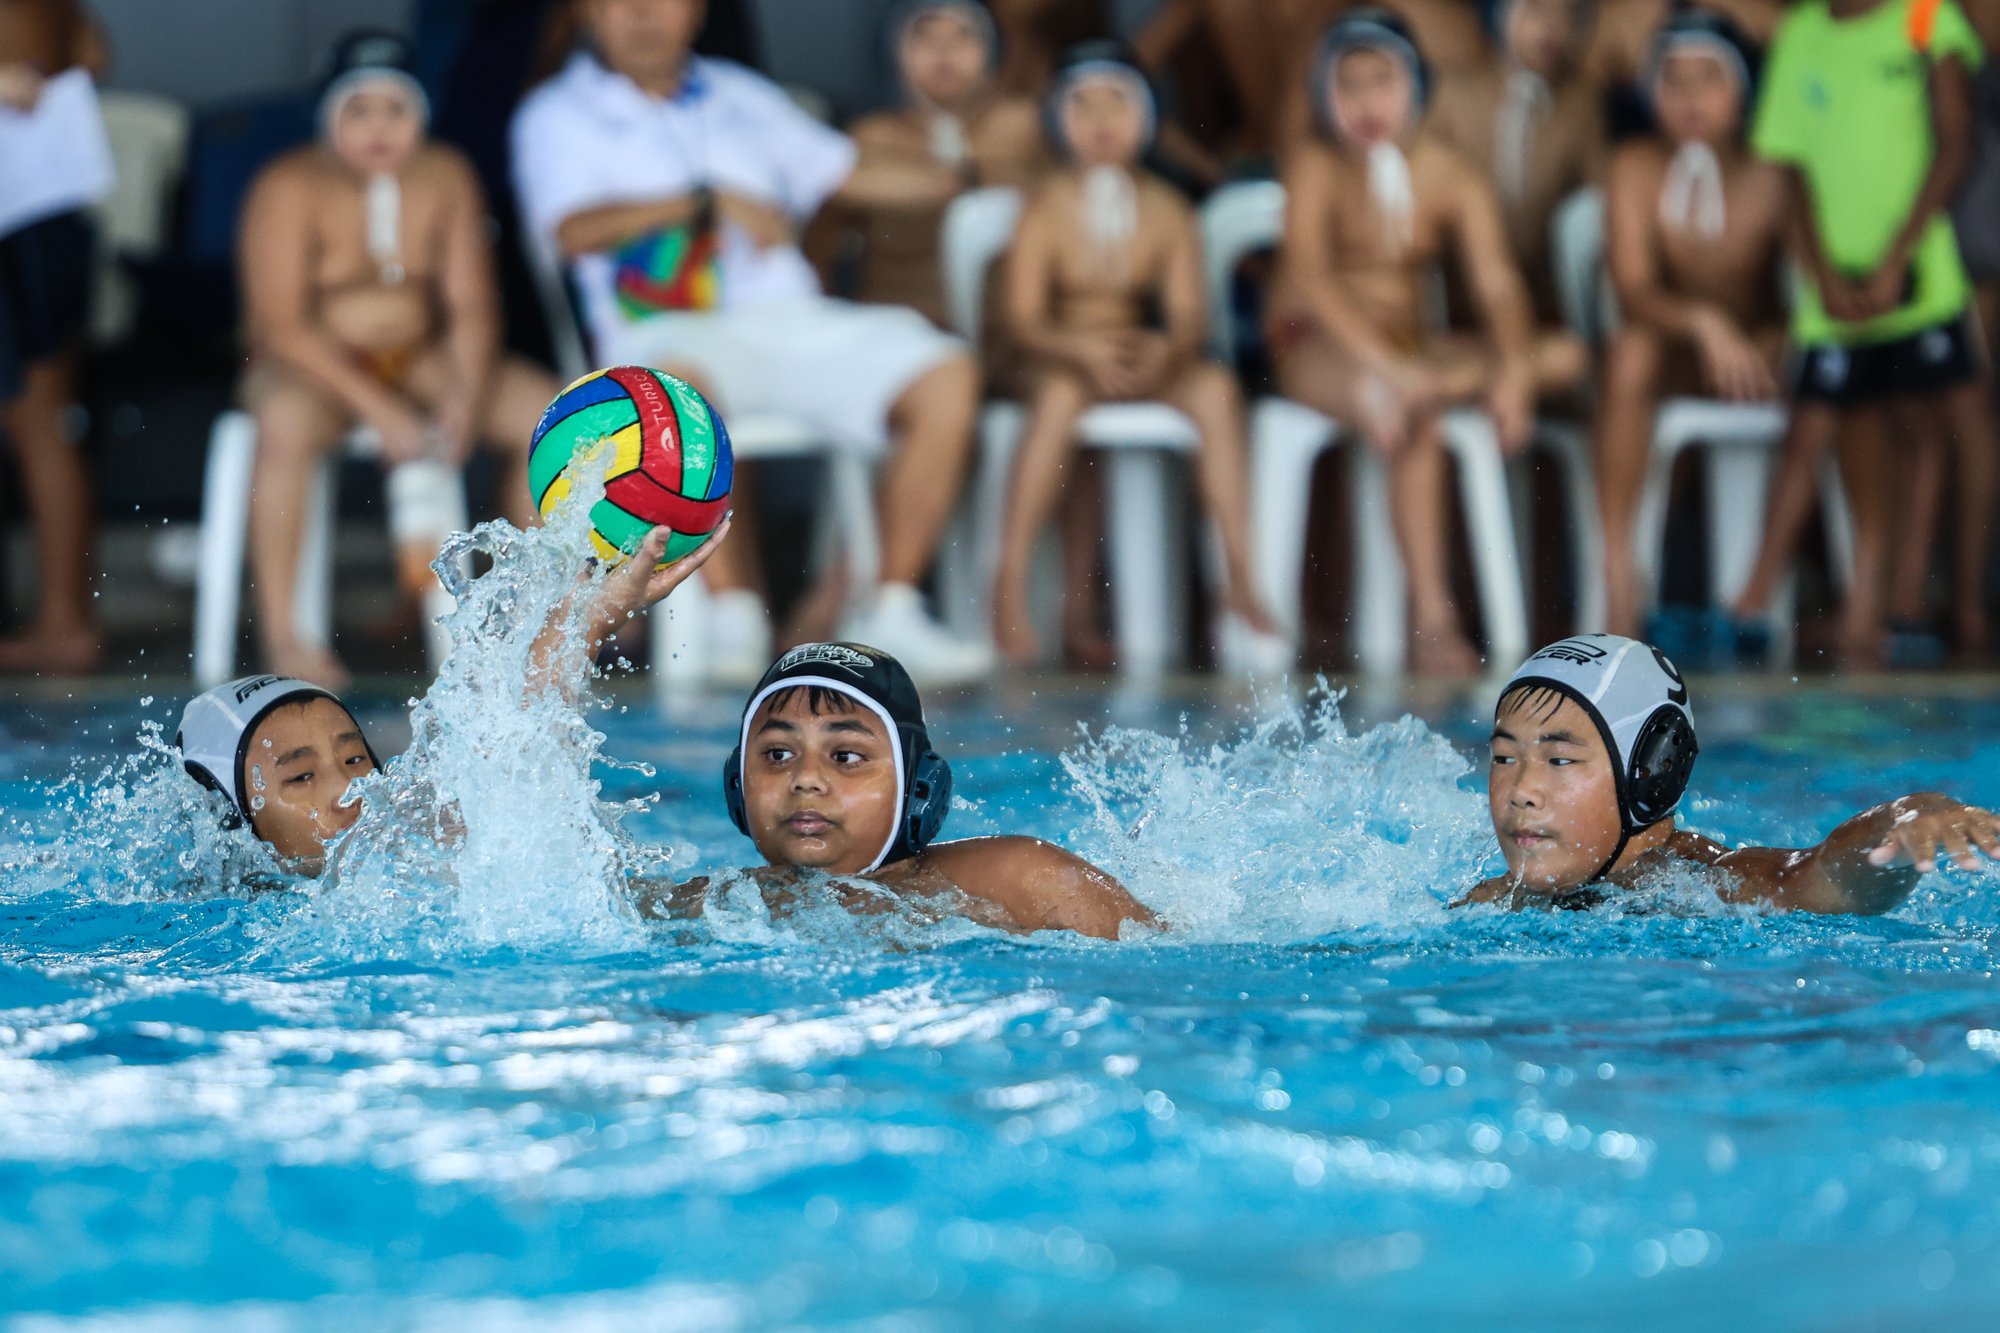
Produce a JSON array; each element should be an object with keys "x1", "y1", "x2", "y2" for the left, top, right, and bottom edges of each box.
[
  {"x1": 878, "y1": 353, "x2": 980, "y2": 588},
  {"x1": 1058, "y1": 456, "x2": 1114, "y2": 671},
  {"x1": 1592, "y1": 326, "x2": 1664, "y2": 638},
  {"x1": 1731, "y1": 400, "x2": 1841, "y2": 617},
  {"x1": 1161, "y1": 360, "x2": 1279, "y2": 632},
  {"x1": 1392, "y1": 414, "x2": 1481, "y2": 676},
  {"x1": 0, "y1": 352, "x2": 101, "y2": 673},
  {"x1": 246, "y1": 370, "x2": 353, "y2": 689},
  {"x1": 1940, "y1": 378, "x2": 1997, "y2": 652},
  {"x1": 1885, "y1": 398, "x2": 1944, "y2": 627},
  {"x1": 1831, "y1": 403, "x2": 1896, "y2": 666},
  {"x1": 993, "y1": 368, "x2": 1091, "y2": 664}
]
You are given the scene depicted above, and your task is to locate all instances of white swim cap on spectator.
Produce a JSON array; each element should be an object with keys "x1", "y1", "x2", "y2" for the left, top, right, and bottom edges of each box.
[
  {"x1": 897, "y1": 0, "x2": 998, "y2": 59},
  {"x1": 1048, "y1": 42, "x2": 1158, "y2": 154},
  {"x1": 1499, "y1": 635, "x2": 1700, "y2": 876},
  {"x1": 318, "y1": 30, "x2": 430, "y2": 142},
  {"x1": 1312, "y1": 7, "x2": 1433, "y2": 138},
  {"x1": 1644, "y1": 8, "x2": 1757, "y2": 113},
  {"x1": 177, "y1": 675, "x2": 373, "y2": 823}
]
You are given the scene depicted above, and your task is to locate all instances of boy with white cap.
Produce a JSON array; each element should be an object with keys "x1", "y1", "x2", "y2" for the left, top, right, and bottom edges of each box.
[
  {"x1": 992, "y1": 42, "x2": 1278, "y2": 666},
  {"x1": 1466, "y1": 633, "x2": 2000, "y2": 910},
  {"x1": 1270, "y1": 8, "x2": 1586, "y2": 675},
  {"x1": 1589, "y1": 10, "x2": 1791, "y2": 641},
  {"x1": 238, "y1": 30, "x2": 560, "y2": 689}
]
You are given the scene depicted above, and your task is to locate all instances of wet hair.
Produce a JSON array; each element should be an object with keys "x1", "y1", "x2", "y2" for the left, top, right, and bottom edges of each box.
[{"x1": 1495, "y1": 682, "x2": 1575, "y2": 727}]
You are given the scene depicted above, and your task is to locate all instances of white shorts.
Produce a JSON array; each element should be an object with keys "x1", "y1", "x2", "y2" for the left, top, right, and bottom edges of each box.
[{"x1": 601, "y1": 297, "x2": 965, "y2": 455}]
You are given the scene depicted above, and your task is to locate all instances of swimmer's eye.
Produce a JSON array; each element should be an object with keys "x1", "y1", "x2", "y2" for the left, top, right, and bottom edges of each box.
[
  {"x1": 286, "y1": 770, "x2": 315, "y2": 786},
  {"x1": 1490, "y1": 753, "x2": 1516, "y2": 765},
  {"x1": 760, "y1": 746, "x2": 795, "y2": 764},
  {"x1": 1549, "y1": 757, "x2": 1578, "y2": 767},
  {"x1": 831, "y1": 748, "x2": 870, "y2": 767},
  {"x1": 344, "y1": 754, "x2": 370, "y2": 769}
]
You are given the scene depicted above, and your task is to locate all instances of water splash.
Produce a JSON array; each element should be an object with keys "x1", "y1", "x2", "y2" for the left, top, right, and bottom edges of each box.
[
  {"x1": 262, "y1": 453, "x2": 656, "y2": 961},
  {"x1": 1056, "y1": 685, "x2": 1494, "y2": 943}
]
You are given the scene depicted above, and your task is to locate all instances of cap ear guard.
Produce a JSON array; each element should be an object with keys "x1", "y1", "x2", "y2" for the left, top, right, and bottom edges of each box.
[{"x1": 1624, "y1": 706, "x2": 1698, "y2": 828}]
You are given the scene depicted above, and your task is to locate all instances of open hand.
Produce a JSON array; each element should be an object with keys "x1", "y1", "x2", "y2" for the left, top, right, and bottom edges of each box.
[
  {"x1": 1866, "y1": 795, "x2": 2000, "y2": 873},
  {"x1": 588, "y1": 516, "x2": 733, "y2": 631},
  {"x1": 1486, "y1": 362, "x2": 1536, "y2": 457},
  {"x1": 1693, "y1": 310, "x2": 1778, "y2": 403}
]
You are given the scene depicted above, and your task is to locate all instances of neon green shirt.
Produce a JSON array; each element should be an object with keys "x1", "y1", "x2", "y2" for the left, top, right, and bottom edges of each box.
[{"x1": 1751, "y1": 0, "x2": 1984, "y2": 345}]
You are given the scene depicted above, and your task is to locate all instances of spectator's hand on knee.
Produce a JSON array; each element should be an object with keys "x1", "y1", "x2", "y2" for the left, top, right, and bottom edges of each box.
[
  {"x1": 372, "y1": 404, "x2": 435, "y2": 466},
  {"x1": 1487, "y1": 361, "x2": 1535, "y2": 458},
  {"x1": 0, "y1": 63, "x2": 45, "y2": 112}
]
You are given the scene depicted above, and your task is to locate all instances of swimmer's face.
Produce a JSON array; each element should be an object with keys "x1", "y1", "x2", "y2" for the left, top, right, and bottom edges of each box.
[
  {"x1": 329, "y1": 83, "x2": 423, "y2": 176},
  {"x1": 588, "y1": 0, "x2": 706, "y2": 86},
  {"x1": 1654, "y1": 48, "x2": 1742, "y2": 146},
  {"x1": 1061, "y1": 77, "x2": 1148, "y2": 167},
  {"x1": 1488, "y1": 688, "x2": 1625, "y2": 893},
  {"x1": 1329, "y1": 48, "x2": 1416, "y2": 146},
  {"x1": 1506, "y1": 0, "x2": 1586, "y2": 78},
  {"x1": 242, "y1": 697, "x2": 376, "y2": 873},
  {"x1": 741, "y1": 690, "x2": 901, "y2": 876},
  {"x1": 902, "y1": 9, "x2": 990, "y2": 108}
]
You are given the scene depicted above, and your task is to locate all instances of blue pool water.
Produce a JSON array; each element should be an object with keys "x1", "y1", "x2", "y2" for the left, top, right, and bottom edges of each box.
[{"x1": 5, "y1": 668, "x2": 2000, "y2": 1331}]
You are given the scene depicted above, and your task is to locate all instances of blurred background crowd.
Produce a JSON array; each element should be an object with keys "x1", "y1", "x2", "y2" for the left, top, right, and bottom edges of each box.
[{"x1": 3, "y1": 0, "x2": 1998, "y2": 690}]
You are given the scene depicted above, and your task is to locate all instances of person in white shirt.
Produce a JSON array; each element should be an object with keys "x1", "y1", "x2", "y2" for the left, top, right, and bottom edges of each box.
[{"x1": 511, "y1": 0, "x2": 992, "y2": 685}]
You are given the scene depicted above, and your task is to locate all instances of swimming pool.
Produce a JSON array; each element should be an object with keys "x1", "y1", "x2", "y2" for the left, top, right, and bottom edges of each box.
[{"x1": 4, "y1": 672, "x2": 2000, "y2": 1330}]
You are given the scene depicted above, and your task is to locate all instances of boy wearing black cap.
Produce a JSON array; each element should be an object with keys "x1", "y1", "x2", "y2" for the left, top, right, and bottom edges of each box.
[
  {"x1": 1271, "y1": 8, "x2": 1586, "y2": 675},
  {"x1": 1589, "y1": 10, "x2": 1791, "y2": 641},
  {"x1": 1466, "y1": 633, "x2": 2000, "y2": 910},
  {"x1": 671, "y1": 641, "x2": 1156, "y2": 939},
  {"x1": 238, "y1": 29, "x2": 560, "y2": 689}
]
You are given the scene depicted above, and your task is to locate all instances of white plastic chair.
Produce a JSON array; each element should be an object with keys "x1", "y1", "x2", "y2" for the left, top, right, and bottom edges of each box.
[
  {"x1": 1198, "y1": 181, "x2": 1538, "y2": 675},
  {"x1": 938, "y1": 187, "x2": 1261, "y2": 676},
  {"x1": 193, "y1": 414, "x2": 467, "y2": 686},
  {"x1": 521, "y1": 231, "x2": 879, "y2": 692},
  {"x1": 1550, "y1": 188, "x2": 1854, "y2": 640},
  {"x1": 91, "y1": 91, "x2": 189, "y2": 349}
]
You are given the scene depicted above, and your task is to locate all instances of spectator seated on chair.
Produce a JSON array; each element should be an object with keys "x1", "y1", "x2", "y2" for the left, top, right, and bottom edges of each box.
[
  {"x1": 1269, "y1": 0, "x2": 1495, "y2": 154},
  {"x1": 510, "y1": 0, "x2": 990, "y2": 686},
  {"x1": 843, "y1": 0, "x2": 1047, "y2": 330},
  {"x1": 1430, "y1": 0, "x2": 1605, "y2": 328},
  {"x1": 1268, "y1": 9, "x2": 1586, "y2": 675},
  {"x1": 990, "y1": 44, "x2": 1279, "y2": 666},
  {"x1": 237, "y1": 30, "x2": 558, "y2": 691},
  {"x1": 0, "y1": 0, "x2": 109, "y2": 676},
  {"x1": 1589, "y1": 10, "x2": 1789, "y2": 640}
]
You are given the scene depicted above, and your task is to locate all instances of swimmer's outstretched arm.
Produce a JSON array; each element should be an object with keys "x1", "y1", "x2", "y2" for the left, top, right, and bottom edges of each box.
[
  {"x1": 528, "y1": 519, "x2": 731, "y2": 694},
  {"x1": 1714, "y1": 794, "x2": 2000, "y2": 915}
]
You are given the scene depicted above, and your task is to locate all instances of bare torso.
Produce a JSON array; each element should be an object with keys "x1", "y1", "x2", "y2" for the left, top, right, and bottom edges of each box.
[
  {"x1": 1025, "y1": 170, "x2": 1194, "y2": 340},
  {"x1": 1612, "y1": 138, "x2": 1788, "y2": 334}
]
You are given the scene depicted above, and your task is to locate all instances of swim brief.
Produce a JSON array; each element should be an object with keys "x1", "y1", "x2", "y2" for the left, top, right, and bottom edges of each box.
[{"x1": 1789, "y1": 315, "x2": 1984, "y2": 406}]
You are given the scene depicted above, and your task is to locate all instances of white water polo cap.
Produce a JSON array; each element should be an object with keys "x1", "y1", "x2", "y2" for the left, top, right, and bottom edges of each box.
[
  {"x1": 176, "y1": 675, "x2": 374, "y2": 822},
  {"x1": 1499, "y1": 635, "x2": 1700, "y2": 831}
]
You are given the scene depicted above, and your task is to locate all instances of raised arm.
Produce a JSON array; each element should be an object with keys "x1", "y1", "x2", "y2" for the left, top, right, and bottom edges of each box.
[
  {"x1": 239, "y1": 164, "x2": 425, "y2": 451},
  {"x1": 1716, "y1": 793, "x2": 2000, "y2": 915},
  {"x1": 527, "y1": 518, "x2": 731, "y2": 696}
]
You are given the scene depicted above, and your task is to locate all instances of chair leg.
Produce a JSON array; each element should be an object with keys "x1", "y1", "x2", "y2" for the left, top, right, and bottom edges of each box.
[
  {"x1": 1538, "y1": 422, "x2": 1606, "y2": 634},
  {"x1": 829, "y1": 453, "x2": 880, "y2": 601},
  {"x1": 192, "y1": 411, "x2": 258, "y2": 686},
  {"x1": 652, "y1": 567, "x2": 713, "y2": 700},
  {"x1": 294, "y1": 456, "x2": 337, "y2": 650},
  {"x1": 1105, "y1": 450, "x2": 1179, "y2": 676},
  {"x1": 1250, "y1": 399, "x2": 1333, "y2": 648},
  {"x1": 1633, "y1": 428, "x2": 1686, "y2": 611},
  {"x1": 1707, "y1": 443, "x2": 1775, "y2": 607},
  {"x1": 1443, "y1": 410, "x2": 1530, "y2": 670},
  {"x1": 969, "y1": 403, "x2": 1023, "y2": 649},
  {"x1": 1817, "y1": 457, "x2": 1858, "y2": 593},
  {"x1": 1351, "y1": 446, "x2": 1405, "y2": 676}
]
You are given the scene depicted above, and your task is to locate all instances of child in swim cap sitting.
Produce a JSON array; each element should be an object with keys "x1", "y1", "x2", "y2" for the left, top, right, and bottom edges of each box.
[
  {"x1": 1463, "y1": 634, "x2": 2000, "y2": 912},
  {"x1": 177, "y1": 523, "x2": 724, "y2": 875},
  {"x1": 642, "y1": 641, "x2": 1157, "y2": 939}
]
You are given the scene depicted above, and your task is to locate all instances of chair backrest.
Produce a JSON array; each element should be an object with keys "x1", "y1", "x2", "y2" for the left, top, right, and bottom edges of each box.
[
  {"x1": 1551, "y1": 186, "x2": 1620, "y2": 343},
  {"x1": 1197, "y1": 180, "x2": 1286, "y2": 364},
  {"x1": 92, "y1": 91, "x2": 191, "y2": 347},
  {"x1": 940, "y1": 187, "x2": 1024, "y2": 351},
  {"x1": 520, "y1": 229, "x2": 595, "y2": 383}
]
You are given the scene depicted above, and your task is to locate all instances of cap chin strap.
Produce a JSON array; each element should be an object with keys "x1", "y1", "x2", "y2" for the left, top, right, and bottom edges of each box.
[{"x1": 737, "y1": 675, "x2": 907, "y2": 874}]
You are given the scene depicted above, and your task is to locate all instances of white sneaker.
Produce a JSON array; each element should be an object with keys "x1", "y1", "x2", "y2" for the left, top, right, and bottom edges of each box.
[
  {"x1": 841, "y1": 583, "x2": 995, "y2": 686},
  {"x1": 708, "y1": 589, "x2": 774, "y2": 686},
  {"x1": 1216, "y1": 611, "x2": 1295, "y2": 679}
]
